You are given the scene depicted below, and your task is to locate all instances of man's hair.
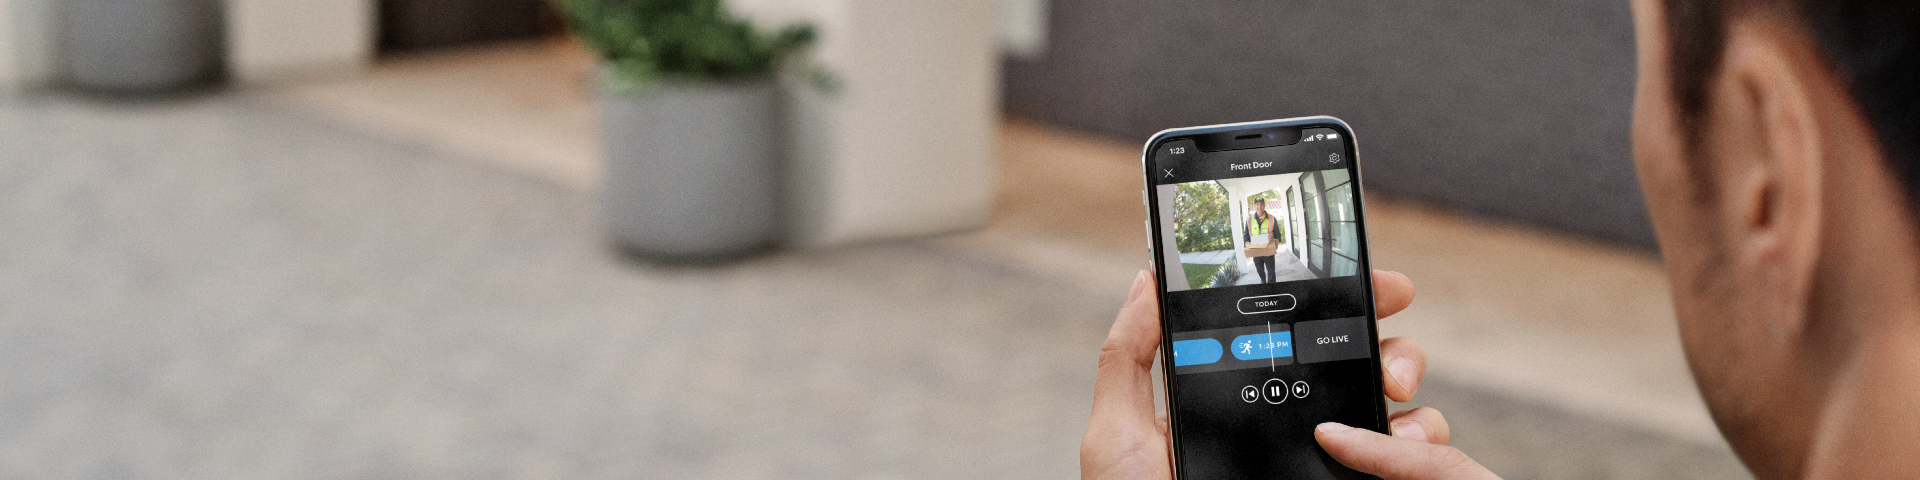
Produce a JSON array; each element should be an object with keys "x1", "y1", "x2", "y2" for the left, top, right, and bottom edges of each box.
[{"x1": 1664, "y1": 0, "x2": 1919, "y2": 206}]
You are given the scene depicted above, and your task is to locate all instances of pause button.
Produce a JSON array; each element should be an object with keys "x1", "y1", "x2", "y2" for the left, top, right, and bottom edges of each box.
[{"x1": 1261, "y1": 378, "x2": 1289, "y2": 404}]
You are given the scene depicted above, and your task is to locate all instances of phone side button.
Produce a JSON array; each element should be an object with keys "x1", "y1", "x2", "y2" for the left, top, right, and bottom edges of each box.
[{"x1": 1145, "y1": 220, "x2": 1156, "y2": 271}]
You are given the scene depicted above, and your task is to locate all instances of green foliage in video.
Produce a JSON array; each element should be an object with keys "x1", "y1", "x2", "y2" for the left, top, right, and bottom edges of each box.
[{"x1": 1173, "y1": 182, "x2": 1232, "y2": 253}]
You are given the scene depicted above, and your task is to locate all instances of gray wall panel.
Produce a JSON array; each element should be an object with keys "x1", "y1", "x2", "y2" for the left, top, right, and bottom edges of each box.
[{"x1": 1005, "y1": 0, "x2": 1655, "y2": 247}]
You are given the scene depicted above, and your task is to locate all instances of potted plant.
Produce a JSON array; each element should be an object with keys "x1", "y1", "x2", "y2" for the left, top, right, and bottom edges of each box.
[
  {"x1": 62, "y1": 0, "x2": 222, "y2": 92},
  {"x1": 556, "y1": 0, "x2": 816, "y2": 262}
]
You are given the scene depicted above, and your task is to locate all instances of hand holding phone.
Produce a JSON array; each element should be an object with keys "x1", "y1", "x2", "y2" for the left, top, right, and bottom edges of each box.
[
  {"x1": 1083, "y1": 270, "x2": 1483, "y2": 479},
  {"x1": 1109, "y1": 117, "x2": 1484, "y2": 479}
]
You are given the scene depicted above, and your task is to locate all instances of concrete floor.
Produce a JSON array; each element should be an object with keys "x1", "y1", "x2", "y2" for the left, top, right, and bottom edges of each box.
[{"x1": 0, "y1": 40, "x2": 1752, "y2": 478}]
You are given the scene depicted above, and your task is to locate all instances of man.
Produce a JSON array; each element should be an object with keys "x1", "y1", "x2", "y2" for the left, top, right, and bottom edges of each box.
[
  {"x1": 1082, "y1": 0, "x2": 1919, "y2": 478},
  {"x1": 1244, "y1": 198, "x2": 1280, "y2": 284}
]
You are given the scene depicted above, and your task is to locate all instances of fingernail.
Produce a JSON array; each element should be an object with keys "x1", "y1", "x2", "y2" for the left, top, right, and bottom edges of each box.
[
  {"x1": 1316, "y1": 422, "x2": 1355, "y2": 434},
  {"x1": 1391, "y1": 420, "x2": 1428, "y2": 441},
  {"x1": 1124, "y1": 270, "x2": 1148, "y2": 306},
  {"x1": 1387, "y1": 357, "x2": 1417, "y2": 395}
]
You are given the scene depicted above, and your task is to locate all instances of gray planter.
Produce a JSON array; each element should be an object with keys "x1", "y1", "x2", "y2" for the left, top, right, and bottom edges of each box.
[
  {"x1": 62, "y1": 0, "x2": 222, "y2": 93},
  {"x1": 600, "y1": 80, "x2": 783, "y2": 262}
]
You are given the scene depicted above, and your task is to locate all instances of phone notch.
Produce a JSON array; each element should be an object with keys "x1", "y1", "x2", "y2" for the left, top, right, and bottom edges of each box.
[{"x1": 1191, "y1": 126, "x2": 1303, "y2": 152}]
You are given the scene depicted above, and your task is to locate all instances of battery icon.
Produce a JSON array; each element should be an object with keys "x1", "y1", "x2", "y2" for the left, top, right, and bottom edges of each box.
[{"x1": 1326, "y1": 133, "x2": 1340, "y2": 140}]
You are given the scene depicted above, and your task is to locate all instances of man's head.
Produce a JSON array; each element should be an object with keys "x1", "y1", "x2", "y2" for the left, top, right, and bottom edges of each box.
[
  {"x1": 1630, "y1": 0, "x2": 1919, "y2": 475},
  {"x1": 1251, "y1": 198, "x2": 1266, "y2": 215}
]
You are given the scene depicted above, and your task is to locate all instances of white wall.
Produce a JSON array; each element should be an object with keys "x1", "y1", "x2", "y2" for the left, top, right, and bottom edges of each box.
[
  {"x1": 1289, "y1": 187, "x2": 1308, "y2": 260},
  {"x1": 226, "y1": 0, "x2": 374, "y2": 84},
  {"x1": 730, "y1": 0, "x2": 1002, "y2": 246},
  {"x1": 999, "y1": 0, "x2": 1047, "y2": 58},
  {"x1": 0, "y1": 0, "x2": 57, "y2": 92}
]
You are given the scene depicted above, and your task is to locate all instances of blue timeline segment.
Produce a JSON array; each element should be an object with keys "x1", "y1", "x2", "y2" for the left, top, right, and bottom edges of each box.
[
  {"x1": 1169, "y1": 316, "x2": 1373, "y2": 375},
  {"x1": 1171, "y1": 324, "x2": 1293, "y2": 375},
  {"x1": 1170, "y1": 330, "x2": 1291, "y2": 365}
]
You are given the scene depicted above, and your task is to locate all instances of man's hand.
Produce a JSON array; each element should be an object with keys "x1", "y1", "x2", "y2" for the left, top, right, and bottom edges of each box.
[
  {"x1": 1314, "y1": 419, "x2": 1497, "y2": 479},
  {"x1": 1082, "y1": 269, "x2": 1494, "y2": 480},
  {"x1": 1080, "y1": 269, "x2": 1179, "y2": 480}
]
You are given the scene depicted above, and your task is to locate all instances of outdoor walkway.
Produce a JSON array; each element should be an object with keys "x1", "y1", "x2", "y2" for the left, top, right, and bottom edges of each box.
[
  {"x1": 1234, "y1": 250, "x2": 1317, "y2": 285},
  {"x1": 0, "y1": 40, "x2": 1752, "y2": 479},
  {"x1": 1178, "y1": 249, "x2": 1315, "y2": 287},
  {"x1": 1177, "y1": 249, "x2": 1233, "y2": 266}
]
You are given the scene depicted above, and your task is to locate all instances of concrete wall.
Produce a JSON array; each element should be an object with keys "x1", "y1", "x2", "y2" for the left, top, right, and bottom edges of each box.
[
  {"x1": 731, "y1": 0, "x2": 1001, "y2": 246},
  {"x1": 1005, "y1": 0, "x2": 1654, "y2": 247}
]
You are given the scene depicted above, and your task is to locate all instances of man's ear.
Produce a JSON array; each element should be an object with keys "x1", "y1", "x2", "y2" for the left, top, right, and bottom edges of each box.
[{"x1": 1707, "y1": 20, "x2": 1825, "y2": 324}]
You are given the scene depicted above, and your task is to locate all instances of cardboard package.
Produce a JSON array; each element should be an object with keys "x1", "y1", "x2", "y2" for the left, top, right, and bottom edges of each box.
[{"x1": 1244, "y1": 243, "x2": 1279, "y2": 258}]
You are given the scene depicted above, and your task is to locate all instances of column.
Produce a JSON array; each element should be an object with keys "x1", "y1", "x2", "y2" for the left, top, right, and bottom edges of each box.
[
  {"x1": 729, "y1": 0, "x2": 1001, "y2": 246},
  {"x1": 226, "y1": 0, "x2": 374, "y2": 84}
]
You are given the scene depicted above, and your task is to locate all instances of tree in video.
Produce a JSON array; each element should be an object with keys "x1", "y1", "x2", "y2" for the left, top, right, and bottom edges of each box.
[
  {"x1": 1172, "y1": 181, "x2": 1237, "y2": 289},
  {"x1": 1173, "y1": 182, "x2": 1233, "y2": 253}
]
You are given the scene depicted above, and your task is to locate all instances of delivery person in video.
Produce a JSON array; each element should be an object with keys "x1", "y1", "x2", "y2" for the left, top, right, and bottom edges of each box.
[{"x1": 1243, "y1": 198, "x2": 1279, "y2": 284}]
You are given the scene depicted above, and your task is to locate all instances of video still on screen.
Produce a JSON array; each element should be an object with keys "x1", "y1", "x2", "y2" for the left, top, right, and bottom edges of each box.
[{"x1": 1164, "y1": 168, "x2": 1358, "y2": 292}]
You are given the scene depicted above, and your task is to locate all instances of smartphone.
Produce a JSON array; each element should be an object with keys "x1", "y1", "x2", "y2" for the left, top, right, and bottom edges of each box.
[{"x1": 1141, "y1": 117, "x2": 1387, "y2": 479}]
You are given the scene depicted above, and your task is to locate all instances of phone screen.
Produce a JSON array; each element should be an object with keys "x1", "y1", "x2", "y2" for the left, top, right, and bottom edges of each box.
[{"x1": 1145, "y1": 121, "x2": 1386, "y2": 479}]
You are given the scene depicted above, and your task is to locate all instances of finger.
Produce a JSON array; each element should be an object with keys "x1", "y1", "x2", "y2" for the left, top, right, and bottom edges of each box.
[
  {"x1": 1379, "y1": 337, "x2": 1429, "y2": 402},
  {"x1": 1090, "y1": 270, "x2": 1162, "y2": 424},
  {"x1": 1156, "y1": 411, "x2": 1171, "y2": 437},
  {"x1": 1083, "y1": 270, "x2": 1171, "y2": 478},
  {"x1": 1372, "y1": 270, "x2": 1415, "y2": 319},
  {"x1": 1316, "y1": 422, "x2": 1495, "y2": 480},
  {"x1": 1387, "y1": 407, "x2": 1451, "y2": 445}
]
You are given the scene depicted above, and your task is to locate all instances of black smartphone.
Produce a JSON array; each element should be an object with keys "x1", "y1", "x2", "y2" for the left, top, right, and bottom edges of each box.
[{"x1": 1141, "y1": 117, "x2": 1387, "y2": 479}]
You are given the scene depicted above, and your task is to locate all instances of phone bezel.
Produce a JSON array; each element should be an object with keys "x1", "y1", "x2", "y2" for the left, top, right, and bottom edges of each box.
[{"x1": 1138, "y1": 116, "x2": 1390, "y2": 477}]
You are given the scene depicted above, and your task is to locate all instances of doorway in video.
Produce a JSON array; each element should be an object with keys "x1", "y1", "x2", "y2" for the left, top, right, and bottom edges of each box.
[{"x1": 1164, "y1": 167, "x2": 1359, "y2": 292}]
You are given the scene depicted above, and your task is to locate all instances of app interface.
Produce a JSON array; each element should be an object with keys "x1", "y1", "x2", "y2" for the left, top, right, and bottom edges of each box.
[{"x1": 1150, "y1": 127, "x2": 1380, "y2": 479}]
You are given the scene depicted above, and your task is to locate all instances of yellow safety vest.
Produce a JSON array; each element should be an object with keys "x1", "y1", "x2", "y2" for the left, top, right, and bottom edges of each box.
[{"x1": 1249, "y1": 214, "x2": 1276, "y2": 238}]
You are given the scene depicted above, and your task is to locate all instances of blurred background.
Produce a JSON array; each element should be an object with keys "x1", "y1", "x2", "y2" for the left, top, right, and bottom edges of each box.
[{"x1": 0, "y1": 0, "x2": 1753, "y2": 478}]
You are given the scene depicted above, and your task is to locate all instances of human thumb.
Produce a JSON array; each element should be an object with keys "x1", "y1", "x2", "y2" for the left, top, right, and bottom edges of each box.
[{"x1": 1314, "y1": 423, "x2": 1499, "y2": 480}]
